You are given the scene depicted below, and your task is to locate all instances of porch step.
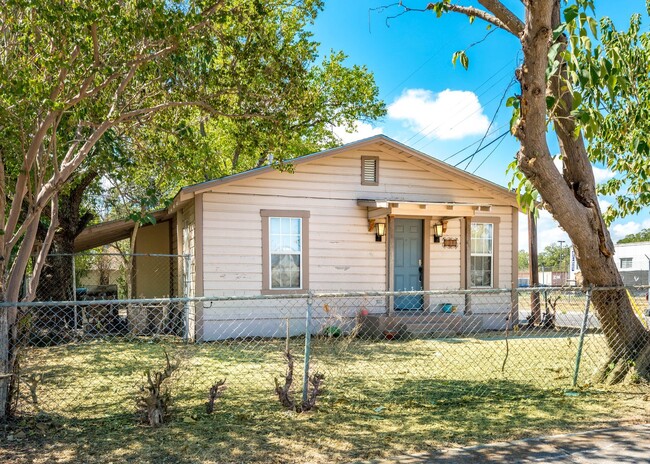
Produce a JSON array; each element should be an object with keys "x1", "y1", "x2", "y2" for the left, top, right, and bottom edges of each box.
[
  {"x1": 404, "y1": 317, "x2": 483, "y2": 336},
  {"x1": 361, "y1": 313, "x2": 484, "y2": 338},
  {"x1": 405, "y1": 322, "x2": 458, "y2": 336}
]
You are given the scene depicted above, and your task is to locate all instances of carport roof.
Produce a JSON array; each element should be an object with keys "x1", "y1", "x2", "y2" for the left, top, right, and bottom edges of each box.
[{"x1": 74, "y1": 209, "x2": 171, "y2": 252}]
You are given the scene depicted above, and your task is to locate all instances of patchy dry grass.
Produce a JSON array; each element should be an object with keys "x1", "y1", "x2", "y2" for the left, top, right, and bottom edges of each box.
[{"x1": 2, "y1": 334, "x2": 649, "y2": 463}]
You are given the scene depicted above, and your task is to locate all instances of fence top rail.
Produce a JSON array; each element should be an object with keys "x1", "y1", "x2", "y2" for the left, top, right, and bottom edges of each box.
[
  {"x1": 47, "y1": 252, "x2": 190, "y2": 258},
  {"x1": 1, "y1": 284, "x2": 647, "y2": 308}
]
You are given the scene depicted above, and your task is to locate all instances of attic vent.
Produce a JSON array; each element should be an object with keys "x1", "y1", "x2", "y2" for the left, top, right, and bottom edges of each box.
[{"x1": 361, "y1": 156, "x2": 379, "y2": 185}]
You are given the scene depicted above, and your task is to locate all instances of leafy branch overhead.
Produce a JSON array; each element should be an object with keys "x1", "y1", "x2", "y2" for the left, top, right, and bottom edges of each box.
[
  {"x1": 387, "y1": 0, "x2": 650, "y2": 384},
  {"x1": 0, "y1": 0, "x2": 384, "y2": 420}
]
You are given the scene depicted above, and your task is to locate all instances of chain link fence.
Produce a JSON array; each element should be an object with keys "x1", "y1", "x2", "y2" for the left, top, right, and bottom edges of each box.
[
  {"x1": 4, "y1": 285, "x2": 650, "y2": 420},
  {"x1": 33, "y1": 252, "x2": 189, "y2": 302}
]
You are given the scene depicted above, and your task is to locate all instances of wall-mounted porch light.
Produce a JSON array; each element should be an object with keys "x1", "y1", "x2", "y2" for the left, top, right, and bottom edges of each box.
[
  {"x1": 369, "y1": 219, "x2": 387, "y2": 242},
  {"x1": 375, "y1": 222, "x2": 386, "y2": 242},
  {"x1": 433, "y1": 221, "x2": 447, "y2": 243}
]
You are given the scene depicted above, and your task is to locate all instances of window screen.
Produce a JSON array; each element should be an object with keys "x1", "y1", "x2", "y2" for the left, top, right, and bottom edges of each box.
[
  {"x1": 470, "y1": 223, "x2": 493, "y2": 287},
  {"x1": 269, "y1": 217, "x2": 302, "y2": 289}
]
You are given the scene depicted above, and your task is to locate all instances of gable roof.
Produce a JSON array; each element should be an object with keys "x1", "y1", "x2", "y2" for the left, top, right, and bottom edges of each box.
[{"x1": 170, "y1": 134, "x2": 519, "y2": 210}]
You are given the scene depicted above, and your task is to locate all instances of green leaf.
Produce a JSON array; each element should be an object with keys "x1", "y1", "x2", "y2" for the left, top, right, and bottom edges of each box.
[
  {"x1": 564, "y1": 5, "x2": 579, "y2": 23},
  {"x1": 546, "y1": 96, "x2": 556, "y2": 110},
  {"x1": 451, "y1": 50, "x2": 469, "y2": 70}
]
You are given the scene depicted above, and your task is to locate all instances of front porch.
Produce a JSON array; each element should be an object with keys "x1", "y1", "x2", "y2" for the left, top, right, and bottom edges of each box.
[{"x1": 359, "y1": 312, "x2": 484, "y2": 338}]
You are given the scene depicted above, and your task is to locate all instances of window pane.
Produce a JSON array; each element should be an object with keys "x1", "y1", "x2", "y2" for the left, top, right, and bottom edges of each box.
[
  {"x1": 271, "y1": 254, "x2": 300, "y2": 288},
  {"x1": 280, "y1": 217, "x2": 290, "y2": 234},
  {"x1": 270, "y1": 235, "x2": 282, "y2": 252},
  {"x1": 270, "y1": 217, "x2": 281, "y2": 234},
  {"x1": 470, "y1": 254, "x2": 492, "y2": 287},
  {"x1": 269, "y1": 216, "x2": 303, "y2": 289},
  {"x1": 291, "y1": 235, "x2": 301, "y2": 252},
  {"x1": 471, "y1": 223, "x2": 493, "y2": 254},
  {"x1": 291, "y1": 218, "x2": 301, "y2": 235}
]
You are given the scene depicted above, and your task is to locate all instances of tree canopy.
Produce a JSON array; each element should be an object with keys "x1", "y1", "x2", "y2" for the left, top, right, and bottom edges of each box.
[
  {"x1": 0, "y1": 0, "x2": 385, "y2": 301},
  {"x1": 618, "y1": 229, "x2": 650, "y2": 244},
  {"x1": 392, "y1": 0, "x2": 650, "y2": 384},
  {"x1": 0, "y1": 0, "x2": 385, "y2": 417},
  {"x1": 538, "y1": 244, "x2": 571, "y2": 272}
]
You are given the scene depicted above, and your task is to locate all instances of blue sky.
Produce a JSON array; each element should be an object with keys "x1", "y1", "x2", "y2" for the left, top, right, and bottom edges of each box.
[{"x1": 311, "y1": 1, "x2": 650, "y2": 251}]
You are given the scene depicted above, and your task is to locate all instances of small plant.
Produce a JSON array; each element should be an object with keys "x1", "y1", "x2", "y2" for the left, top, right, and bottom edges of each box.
[
  {"x1": 542, "y1": 295, "x2": 560, "y2": 329},
  {"x1": 321, "y1": 325, "x2": 342, "y2": 338},
  {"x1": 206, "y1": 378, "x2": 227, "y2": 414},
  {"x1": 136, "y1": 350, "x2": 179, "y2": 427},
  {"x1": 274, "y1": 349, "x2": 324, "y2": 413},
  {"x1": 22, "y1": 373, "x2": 44, "y2": 410}
]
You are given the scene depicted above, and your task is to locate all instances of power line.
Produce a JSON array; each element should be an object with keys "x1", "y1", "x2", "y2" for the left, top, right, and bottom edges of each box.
[
  {"x1": 405, "y1": 62, "x2": 515, "y2": 149},
  {"x1": 452, "y1": 130, "x2": 510, "y2": 168},
  {"x1": 441, "y1": 123, "x2": 509, "y2": 162},
  {"x1": 472, "y1": 130, "x2": 510, "y2": 174},
  {"x1": 456, "y1": 76, "x2": 516, "y2": 171}
]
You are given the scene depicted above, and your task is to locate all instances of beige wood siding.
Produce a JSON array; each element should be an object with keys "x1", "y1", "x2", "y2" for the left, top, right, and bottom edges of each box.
[
  {"x1": 133, "y1": 221, "x2": 171, "y2": 298},
  {"x1": 197, "y1": 143, "x2": 514, "y2": 298},
  {"x1": 201, "y1": 194, "x2": 386, "y2": 295},
  {"x1": 179, "y1": 201, "x2": 196, "y2": 298}
]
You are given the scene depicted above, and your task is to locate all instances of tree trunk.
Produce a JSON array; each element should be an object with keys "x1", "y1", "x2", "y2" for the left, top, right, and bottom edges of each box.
[
  {"x1": 515, "y1": 0, "x2": 650, "y2": 383},
  {"x1": 35, "y1": 171, "x2": 96, "y2": 302}
]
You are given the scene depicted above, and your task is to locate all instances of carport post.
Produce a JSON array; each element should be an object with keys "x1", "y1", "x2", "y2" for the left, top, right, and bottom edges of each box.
[
  {"x1": 572, "y1": 286, "x2": 592, "y2": 387},
  {"x1": 302, "y1": 290, "x2": 314, "y2": 405}
]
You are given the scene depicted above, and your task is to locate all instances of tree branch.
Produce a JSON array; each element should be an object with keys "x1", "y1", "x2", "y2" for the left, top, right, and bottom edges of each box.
[
  {"x1": 477, "y1": 0, "x2": 524, "y2": 36},
  {"x1": 5, "y1": 111, "x2": 59, "y2": 244},
  {"x1": 25, "y1": 195, "x2": 59, "y2": 302},
  {"x1": 423, "y1": 1, "x2": 522, "y2": 36}
]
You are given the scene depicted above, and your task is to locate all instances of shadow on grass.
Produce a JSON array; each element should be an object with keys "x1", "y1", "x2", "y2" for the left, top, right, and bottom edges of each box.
[{"x1": 4, "y1": 377, "x2": 645, "y2": 464}]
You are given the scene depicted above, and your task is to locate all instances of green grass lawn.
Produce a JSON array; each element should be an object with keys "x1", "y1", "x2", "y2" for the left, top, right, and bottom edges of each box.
[{"x1": 3, "y1": 334, "x2": 649, "y2": 463}]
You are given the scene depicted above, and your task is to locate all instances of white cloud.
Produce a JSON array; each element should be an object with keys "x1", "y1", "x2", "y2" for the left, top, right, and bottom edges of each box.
[
  {"x1": 387, "y1": 88, "x2": 490, "y2": 140},
  {"x1": 593, "y1": 166, "x2": 615, "y2": 184},
  {"x1": 518, "y1": 210, "x2": 569, "y2": 252},
  {"x1": 611, "y1": 221, "x2": 643, "y2": 241},
  {"x1": 332, "y1": 121, "x2": 383, "y2": 144},
  {"x1": 551, "y1": 157, "x2": 614, "y2": 185}
]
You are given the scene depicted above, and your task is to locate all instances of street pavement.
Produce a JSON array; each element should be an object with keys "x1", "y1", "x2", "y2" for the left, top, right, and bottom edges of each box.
[{"x1": 365, "y1": 424, "x2": 650, "y2": 463}]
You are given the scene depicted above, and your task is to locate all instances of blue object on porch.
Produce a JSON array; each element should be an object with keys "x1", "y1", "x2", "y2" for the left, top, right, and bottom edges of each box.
[{"x1": 441, "y1": 304, "x2": 453, "y2": 313}]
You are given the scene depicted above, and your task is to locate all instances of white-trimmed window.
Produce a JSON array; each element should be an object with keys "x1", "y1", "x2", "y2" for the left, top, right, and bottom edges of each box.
[
  {"x1": 270, "y1": 217, "x2": 302, "y2": 289},
  {"x1": 470, "y1": 223, "x2": 493, "y2": 287},
  {"x1": 261, "y1": 210, "x2": 310, "y2": 294},
  {"x1": 620, "y1": 257, "x2": 633, "y2": 269}
]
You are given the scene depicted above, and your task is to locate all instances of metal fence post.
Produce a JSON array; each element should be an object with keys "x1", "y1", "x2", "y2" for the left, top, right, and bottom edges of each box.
[
  {"x1": 183, "y1": 253, "x2": 191, "y2": 342},
  {"x1": 72, "y1": 254, "x2": 78, "y2": 330},
  {"x1": 572, "y1": 286, "x2": 592, "y2": 387},
  {"x1": 302, "y1": 290, "x2": 314, "y2": 405}
]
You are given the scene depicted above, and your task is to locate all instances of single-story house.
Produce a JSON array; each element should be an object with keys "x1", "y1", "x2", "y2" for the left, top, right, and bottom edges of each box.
[{"x1": 76, "y1": 135, "x2": 520, "y2": 340}]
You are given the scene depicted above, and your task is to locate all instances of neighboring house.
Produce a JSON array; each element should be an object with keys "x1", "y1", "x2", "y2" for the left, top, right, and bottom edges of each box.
[
  {"x1": 569, "y1": 241, "x2": 650, "y2": 287},
  {"x1": 613, "y1": 242, "x2": 650, "y2": 287},
  {"x1": 76, "y1": 135, "x2": 521, "y2": 340}
]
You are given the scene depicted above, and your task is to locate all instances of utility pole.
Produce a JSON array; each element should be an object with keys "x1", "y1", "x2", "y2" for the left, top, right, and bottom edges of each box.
[
  {"x1": 558, "y1": 240, "x2": 566, "y2": 285},
  {"x1": 529, "y1": 211, "x2": 541, "y2": 324}
]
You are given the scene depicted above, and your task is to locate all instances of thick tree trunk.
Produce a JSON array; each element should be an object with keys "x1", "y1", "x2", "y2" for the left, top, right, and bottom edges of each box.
[
  {"x1": 36, "y1": 171, "x2": 96, "y2": 302},
  {"x1": 516, "y1": 0, "x2": 650, "y2": 383}
]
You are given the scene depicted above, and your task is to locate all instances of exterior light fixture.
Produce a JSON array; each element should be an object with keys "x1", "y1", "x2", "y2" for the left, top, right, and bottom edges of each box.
[
  {"x1": 375, "y1": 222, "x2": 386, "y2": 242},
  {"x1": 433, "y1": 222, "x2": 444, "y2": 243}
]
